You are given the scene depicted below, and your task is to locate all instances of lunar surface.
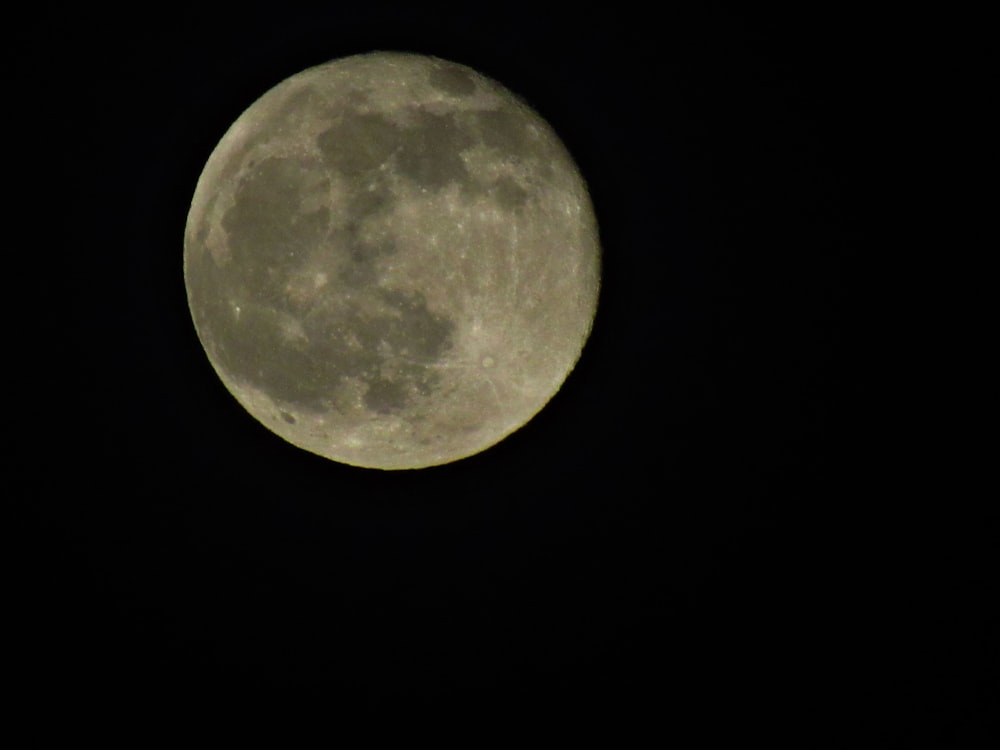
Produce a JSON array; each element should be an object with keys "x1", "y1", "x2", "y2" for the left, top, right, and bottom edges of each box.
[{"x1": 184, "y1": 52, "x2": 600, "y2": 469}]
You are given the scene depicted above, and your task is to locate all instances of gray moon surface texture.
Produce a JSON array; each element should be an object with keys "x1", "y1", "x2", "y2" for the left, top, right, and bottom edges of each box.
[{"x1": 184, "y1": 52, "x2": 601, "y2": 470}]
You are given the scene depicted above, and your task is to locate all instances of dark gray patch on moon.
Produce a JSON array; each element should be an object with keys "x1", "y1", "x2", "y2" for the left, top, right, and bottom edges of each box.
[
  {"x1": 194, "y1": 276, "x2": 455, "y2": 414},
  {"x1": 277, "y1": 87, "x2": 332, "y2": 125},
  {"x1": 476, "y1": 109, "x2": 534, "y2": 160},
  {"x1": 316, "y1": 113, "x2": 399, "y2": 178},
  {"x1": 338, "y1": 232, "x2": 397, "y2": 288},
  {"x1": 488, "y1": 175, "x2": 530, "y2": 209},
  {"x1": 318, "y1": 109, "x2": 475, "y2": 192},
  {"x1": 222, "y1": 155, "x2": 330, "y2": 273},
  {"x1": 428, "y1": 63, "x2": 477, "y2": 96},
  {"x1": 345, "y1": 178, "x2": 394, "y2": 221},
  {"x1": 364, "y1": 377, "x2": 409, "y2": 414},
  {"x1": 393, "y1": 111, "x2": 475, "y2": 189},
  {"x1": 187, "y1": 151, "x2": 456, "y2": 415}
]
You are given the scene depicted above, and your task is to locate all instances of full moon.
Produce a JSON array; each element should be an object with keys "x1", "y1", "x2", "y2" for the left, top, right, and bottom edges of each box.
[{"x1": 184, "y1": 52, "x2": 600, "y2": 469}]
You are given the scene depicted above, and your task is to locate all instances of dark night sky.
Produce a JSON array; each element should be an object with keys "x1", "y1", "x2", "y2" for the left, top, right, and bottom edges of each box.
[{"x1": 15, "y1": 3, "x2": 993, "y2": 742}]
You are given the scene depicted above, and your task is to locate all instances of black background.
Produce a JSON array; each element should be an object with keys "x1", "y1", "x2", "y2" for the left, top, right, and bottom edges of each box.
[{"x1": 17, "y1": 2, "x2": 993, "y2": 742}]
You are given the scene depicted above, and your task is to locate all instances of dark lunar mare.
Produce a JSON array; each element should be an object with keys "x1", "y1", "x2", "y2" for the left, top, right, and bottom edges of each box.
[
  {"x1": 427, "y1": 62, "x2": 478, "y2": 97},
  {"x1": 315, "y1": 104, "x2": 540, "y2": 208},
  {"x1": 189, "y1": 248, "x2": 455, "y2": 415},
  {"x1": 188, "y1": 139, "x2": 457, "y2": 414}
]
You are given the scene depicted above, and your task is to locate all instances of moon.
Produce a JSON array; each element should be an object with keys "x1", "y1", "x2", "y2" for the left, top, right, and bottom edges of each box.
[{"x1": 184, "y1": 52, "x2": 600, "y2": 470}]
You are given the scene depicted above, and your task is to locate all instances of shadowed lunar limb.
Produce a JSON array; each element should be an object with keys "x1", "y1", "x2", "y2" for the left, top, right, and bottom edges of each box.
[{"x1": 184, "y1": 52, "x2": 600, "y2": 469}]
